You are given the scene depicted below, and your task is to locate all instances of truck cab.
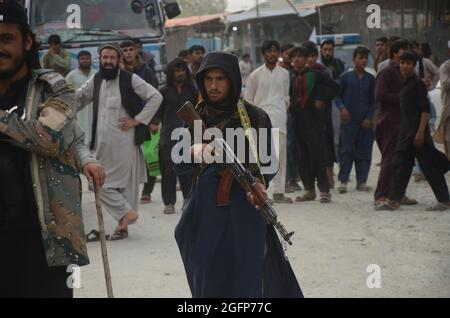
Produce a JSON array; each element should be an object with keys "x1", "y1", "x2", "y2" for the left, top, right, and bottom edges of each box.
[{"x1": 316, "y1": 33, "x2": 376, "y2": 76}]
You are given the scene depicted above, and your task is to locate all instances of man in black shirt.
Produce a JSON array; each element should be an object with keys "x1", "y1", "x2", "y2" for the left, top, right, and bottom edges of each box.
[
  {"x1": 156, "y1": 58, "x2": 197, "y2": 214},
  {"x1": 377, "y1": 51, "x2": 450, "y2": 211},
  {"x1": 0, "y1": 74, "x2": 38, "y2": 230}
]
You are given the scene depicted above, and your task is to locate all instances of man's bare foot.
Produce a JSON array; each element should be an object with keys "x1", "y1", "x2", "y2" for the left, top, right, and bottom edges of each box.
[
  {"x1": 374, "y1": 197, "x2": 387, "y2": 207},
  {"x1": 399, "y1": 196, "x2": 418, "y2": 206},
  {"x1": 117, "y1": 210, "x2": 139, "y2": 231},
  {"x1": 375, "y1": 199, "x2": 400, "y2": 211}
]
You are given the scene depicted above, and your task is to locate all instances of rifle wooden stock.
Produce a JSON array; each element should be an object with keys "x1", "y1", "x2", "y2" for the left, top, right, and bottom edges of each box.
[{"x1": 177, "y1": 101, "x2": 206, "y2": 131}]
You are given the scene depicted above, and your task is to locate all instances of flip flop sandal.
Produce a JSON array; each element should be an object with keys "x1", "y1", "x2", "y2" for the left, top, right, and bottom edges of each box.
[
  {"x1": 426, "y1": 203, "x2": 450, "y2": 211},
  {"x1": 338, "y1": 185, "x2": 347, "y2": 194},
  {"x1": 86, "y1": 229, "x2": 110, "y2": 242},
  {"x1": 109, "y1": 229, "x2": 129, "y2": 241},
  {"x1": 320, "y1": 193, "x2": 332, "y2": 204},
  {"x1": 140, "y1": 195, "x2": 151, "y2": 204},
  {"x1": 375, "y1": 201, "x2": 399, "y2": 211},
  {"x1": 295, "y1": 193, "x2": 316, "y2": 202},
  {"x1": 400, "y1": 196, "x2": 418, "y2": 206}
]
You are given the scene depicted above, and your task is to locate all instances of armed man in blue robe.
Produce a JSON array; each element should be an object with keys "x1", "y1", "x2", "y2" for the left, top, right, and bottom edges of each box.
[{"x1": 174, "y1": 52, "x2": 303, "y2": 298}]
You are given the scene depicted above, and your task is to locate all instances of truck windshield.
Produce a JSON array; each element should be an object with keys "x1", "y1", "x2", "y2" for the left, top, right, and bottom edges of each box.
[
  {"x1": 29, "y1": 0, "x2": 164, "y2": 44},
  {"x1": 334, "y1": 45, "x2": 375, "y2": 71}
]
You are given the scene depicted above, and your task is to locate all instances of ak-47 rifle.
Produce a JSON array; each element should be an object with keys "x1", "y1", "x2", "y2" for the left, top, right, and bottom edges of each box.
[{"x1": 177, "y1": 101, "x2": 295, "y2": 245}]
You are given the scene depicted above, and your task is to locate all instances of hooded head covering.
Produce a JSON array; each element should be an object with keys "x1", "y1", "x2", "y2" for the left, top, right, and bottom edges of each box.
[{"x1": 195, "y1": 51, "x2": 242, "y2": 113}]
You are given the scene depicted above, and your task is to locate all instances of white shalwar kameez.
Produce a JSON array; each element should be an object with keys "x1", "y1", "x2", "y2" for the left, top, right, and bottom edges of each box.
[{"x1": 76, "y1": 71, "x2": 163, "y2": 221}]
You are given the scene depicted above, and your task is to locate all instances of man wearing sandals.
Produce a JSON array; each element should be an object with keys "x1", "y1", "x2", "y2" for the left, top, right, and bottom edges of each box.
[
  {"x1": 76, "y1": 43, "x2": 163, "y2": 240},
  {"x1": 245, "y1": 40, "x2": 293, "y2": 204},
  {"x1": 335, "y1": 47, "x2": 375, "y2": 194},
  {"x1": 376, "y1": 51, "x2": 450, "y2": 212},
  {"x1": 374, "y1": 39, "x2": 418, "y2": 208},
  {"x1": 289, "y1": 46, "x2": 340, "y2": 204}
]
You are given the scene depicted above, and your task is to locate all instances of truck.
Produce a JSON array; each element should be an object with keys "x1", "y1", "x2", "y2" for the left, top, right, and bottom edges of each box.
[
  {"x1": 24, "y1": 0, "x2": 180, "y2": 143},
  {"x1": 316, "y1": 33, "x2": 376, "y2": 76},
  {"x1": 25, "y1": 0, "x2": 180, "y2": 78}
]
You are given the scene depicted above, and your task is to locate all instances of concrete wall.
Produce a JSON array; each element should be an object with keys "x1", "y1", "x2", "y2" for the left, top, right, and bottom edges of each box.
[{"x1": 229, "y1": 0, "x2": 449, "y2": 67}]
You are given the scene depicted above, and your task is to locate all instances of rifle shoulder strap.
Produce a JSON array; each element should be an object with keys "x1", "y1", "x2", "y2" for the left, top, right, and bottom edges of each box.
[{"x1": 237, "y1": 99, "x2": 265, "y2": 186}]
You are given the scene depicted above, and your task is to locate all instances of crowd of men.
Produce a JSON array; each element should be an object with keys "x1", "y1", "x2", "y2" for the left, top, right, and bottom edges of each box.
[
  {"x1": 237, "y1": 37, "x2": 450, "y2": 211},
  {"x1": 1, "y1": 0, "x2": 450, "y2": 298}
]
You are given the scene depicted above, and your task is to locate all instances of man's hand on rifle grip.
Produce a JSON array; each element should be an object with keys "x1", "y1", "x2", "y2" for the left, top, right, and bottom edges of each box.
[{"x1": 247, "y1": 181, "x2": 268, "y2": 210}]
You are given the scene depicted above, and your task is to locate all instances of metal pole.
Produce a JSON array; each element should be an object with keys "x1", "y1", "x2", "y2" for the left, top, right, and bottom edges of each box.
[
  {"x1": 286, "y1": 0, "x2": 299, "y2": 14},
  {"x1": 253, "y1": 0, "x2": 259, "y2": 66},
  {"x1": 317, "y1": 5, "x2": 323, "y2": 35},
  {"x1": 400, "y1": 0, "x2": 404, "y2": 37},
  {"x1": 256, "y1": 0, "x2": 259, "y2": 18}
]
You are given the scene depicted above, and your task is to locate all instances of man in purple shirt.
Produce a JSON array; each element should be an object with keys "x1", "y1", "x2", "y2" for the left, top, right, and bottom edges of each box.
[{"x1": 376, "y1": 51, "x2": 450, "y2": 211}]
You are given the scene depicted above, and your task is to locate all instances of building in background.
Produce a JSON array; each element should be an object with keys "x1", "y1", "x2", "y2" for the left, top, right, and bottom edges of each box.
[
  {"x1": 226, "y1": 0, "x2": 348, "y2": 65},
  {"x1": 226, "y1": 0, "x2": 449, "y2": 67},
  {"x1": 165, "y1": 12, "x2": 234, "y2": 61},
  {"x1": 320, "y1": 0, "x2": 449, "y2": 65}
]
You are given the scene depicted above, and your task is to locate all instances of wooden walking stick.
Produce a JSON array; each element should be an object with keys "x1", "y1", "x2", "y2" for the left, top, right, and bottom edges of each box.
[{"x1": 94, "y1": 184, "x2": 114, "y2": 298}]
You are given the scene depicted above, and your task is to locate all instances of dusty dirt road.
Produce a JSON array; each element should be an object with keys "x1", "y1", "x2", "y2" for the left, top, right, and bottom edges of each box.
[{"x1": 75, "y1": 149, "x2": 450, "y2": 298}]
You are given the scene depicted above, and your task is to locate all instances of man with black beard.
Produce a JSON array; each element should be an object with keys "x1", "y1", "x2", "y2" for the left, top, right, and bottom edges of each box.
[
  {"x1": 319, "y1": 40, "x2": 346, "y2": 188},
  {"x1": 76, "y1": 43, "x2": 163, "y2": 240},
  {"x1": 319, "y1": 40, "x2": 346, "y2": 80},
  {"x1": 155, "y1": 58, "x2": 197, "y2": 214},
  {"x1": 0, "y1": 0, "x2": 104, "y2": 297}
]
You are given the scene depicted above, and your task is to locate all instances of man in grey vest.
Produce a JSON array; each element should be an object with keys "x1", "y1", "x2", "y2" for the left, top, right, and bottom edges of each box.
[{"x1": 76, "y1": 43, "x2": 163, "y2": 240}]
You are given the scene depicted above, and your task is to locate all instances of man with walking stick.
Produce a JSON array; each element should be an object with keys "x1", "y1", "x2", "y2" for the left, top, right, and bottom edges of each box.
[{"x1": 0, "y1": 0, "x2": 106, "y2": 298}]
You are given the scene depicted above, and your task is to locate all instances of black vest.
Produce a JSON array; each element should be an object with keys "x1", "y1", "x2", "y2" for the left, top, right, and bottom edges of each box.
[{"x1": 90, "y1": 70, "x2": 150, "y2": 150}]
